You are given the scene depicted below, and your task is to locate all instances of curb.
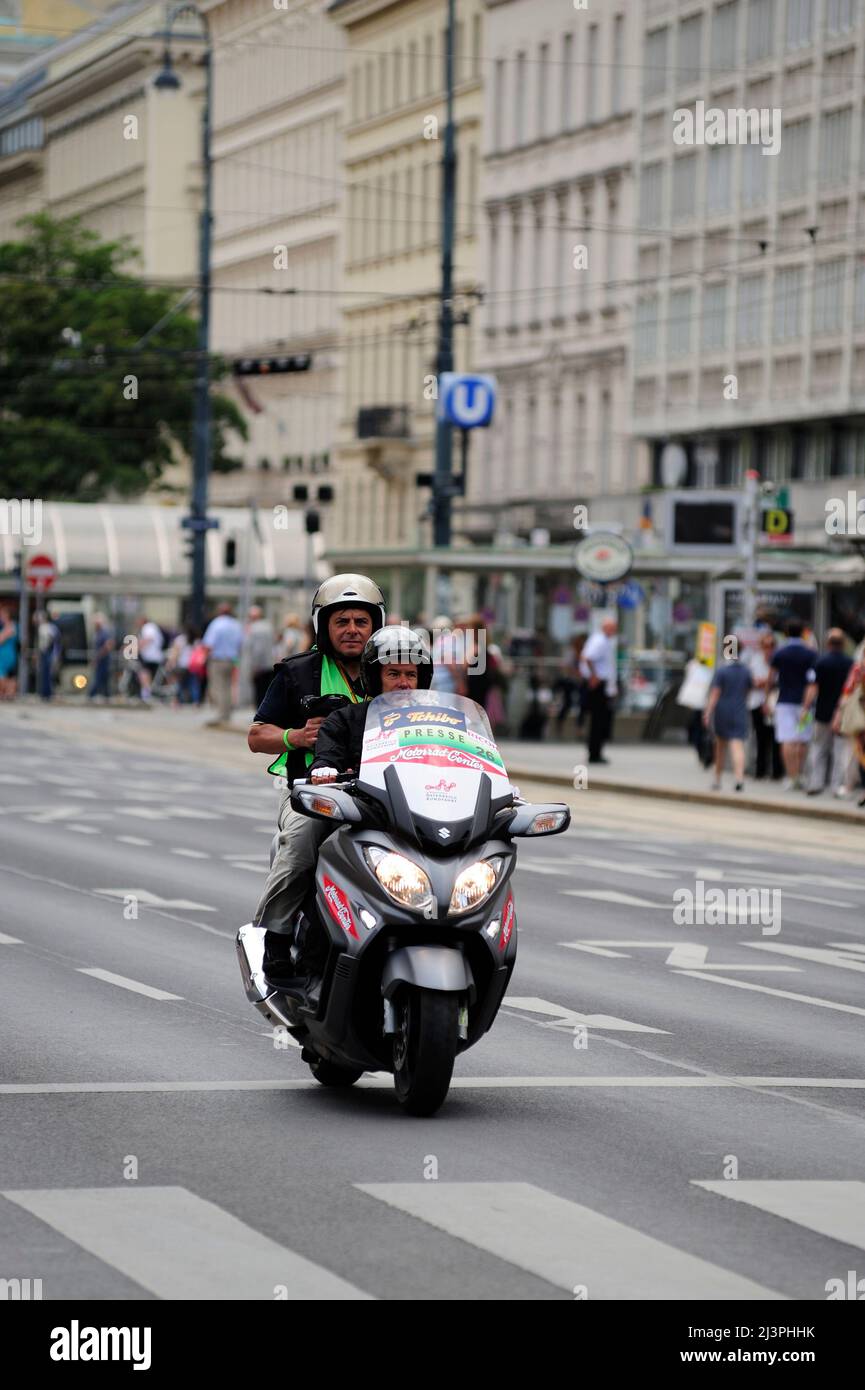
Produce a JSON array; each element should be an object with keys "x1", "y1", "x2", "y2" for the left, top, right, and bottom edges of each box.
[{"x1": 506, "y1": 764, "x2": 865, "y2": 826}]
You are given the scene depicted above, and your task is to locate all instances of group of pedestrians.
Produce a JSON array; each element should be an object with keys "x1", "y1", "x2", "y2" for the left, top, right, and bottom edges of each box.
[{"x1": 703, "y1": 620, "x2": 865, "y2": 803}]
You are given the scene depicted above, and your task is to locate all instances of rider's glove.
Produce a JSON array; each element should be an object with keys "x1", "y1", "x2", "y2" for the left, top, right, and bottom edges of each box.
[{"x1": 311, "y1": 767, "x2": 339, "y2": 784}]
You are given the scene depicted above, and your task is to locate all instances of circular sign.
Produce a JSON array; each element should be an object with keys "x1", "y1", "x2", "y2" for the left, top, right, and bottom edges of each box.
[
  {"x1": 26, "y1": 553, "x2": 56, "y2": 592},
  {"x1": 572, "y1": 532, "x2": 633, "y2": 584}
]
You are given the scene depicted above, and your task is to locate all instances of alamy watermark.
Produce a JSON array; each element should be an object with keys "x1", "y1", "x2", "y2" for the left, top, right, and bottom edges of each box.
[
  {"x1": 673, "y1": 101, "x2": 782, "y2": 157},
  {"x1": 673, "y1": 880, "x2": 781, "y2": 936},
  {"x1": 825, "y1": 491, "x2": 865, "y2": 536},
  {"x1": 0, "y1": 498, "x2": 42, "y2": 546}
]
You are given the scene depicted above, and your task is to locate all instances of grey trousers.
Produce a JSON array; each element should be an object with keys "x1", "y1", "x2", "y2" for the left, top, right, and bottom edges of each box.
[
  {"x1": 805, "y1": 720, "x2": 850, "y2": 793},
  {"x1": 209, "y1": 659, "x2": 234, "y2": 722},
  {"x1": 252, "y1": 792, "x2": 336, "y2": 935}
]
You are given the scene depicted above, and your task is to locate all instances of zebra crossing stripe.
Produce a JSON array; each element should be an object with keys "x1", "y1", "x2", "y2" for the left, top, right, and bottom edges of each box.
[
  {"x1": 356, "y1": 1182, "x2": 784, "y2": 1300},
  {"x1": 692, "y1": 1181, "x2": 865, "y2": 1252},
  {"x1": 2, "y1": 1186, "x2": 373, "y2": 1301}
]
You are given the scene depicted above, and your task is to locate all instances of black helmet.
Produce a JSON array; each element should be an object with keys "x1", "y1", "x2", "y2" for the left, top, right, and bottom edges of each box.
[
  {"x1": 360, "y1": 625, "x2": 434, "y2": 696},
  {"x1": 310, "y1": 573, "x2": 386, "y2": 656}
]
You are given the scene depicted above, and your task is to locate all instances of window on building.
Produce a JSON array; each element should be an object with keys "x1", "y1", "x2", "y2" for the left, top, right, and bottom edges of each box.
[
  {"x1": 599, "y1": 390, "x2": 612, "y2": 476},
  {"x1": 813, "y1": 258, "x2": 845, "y2": 333},
  {"x1": 779, "y1": 119, "x2": 811, "y2": 197},
  {"x1": 586, "y1": 25, "x2": 599, "y2": 119},
  {"x1": 668, "y1": 288, "x2": 693, "y2": 356},
  {"x1": 350, "y1": 66, "x2": 360, "y2": 121},
  {"x1": 365, "y1": 60, "x2": 374, "y2": 117},
  {"x1": 672, "y1": 152, "x2": 698, "y2": 219},
  {"x1": 393, "y1": 48, "x2": 402, "y2": 105},
  {"x1": 855, "y1": 259, "x2": 865, "y2": 325},
  {"x1": 786, "y1": 0, "x2": 815, "y2": 49},
  {"x1": 819, "y1": 107, "x2": 852, "y2": 187},
  {"x1": 562, "y1": 33, "x2": 574, "y2": 130},
  {"x1": 473, "y1": 13, "x2": 482, "y2": 74},
  {"x1": 611, "y1": 15, "x2": 625, "y2": 114},
  {"x1": 408, "y1": 40, "x2": 417, "y2": 97},
  {"x1": 678, "y1": 13, "x2": 703, "y2": 86},
  {"x1": 424, "y1": 33, "x2": 433, "y2": 93},
  {"x1": 405, "y1": 167, "x2": 413, "y2": 248},
  {"x1": 644, "y1": 27, "x2": 669, "y2": 100},
  {"x1": 711, "y1": 1, "x2": 739, "y2": 72},
  {"x1": 537, "y1": 42, "x2": 549, "y2": 140},
  {"x1": 826, "y1": 0, "x2": 858, "y2": 36},
  {"x1": 494, "y1": 59, "x2": 505, "y2": 150},
  {"x1": 635, "y1": 297, "x2": 659, "y2": 362},
  {"x1": 640, "y1": 162, "x2": 664, "y2": 225},
  {"x1": 773, "y1": 265, "x2": 805, "y2": 341},
  {"x1": 742, "y1": 142, "x2": 769, "y2": 207},
  {"x1": 706, "y1": 145, "x2": 733, "y2": 212},
  {"x1": 702, "y1": 282, "x2": 728, "y2": 349},
  {"x1": 455, "y1": 20, "x2": 464, "y2": 82},
  {"x1": 747, "y1": 0, "x2": 775, "y2": 62},
  {"x1": 379, "y1": 52, "x2": 389, "y2": 109},
  {"x1": 515, "y1": 51, "x2": 526, "y2": 143}
]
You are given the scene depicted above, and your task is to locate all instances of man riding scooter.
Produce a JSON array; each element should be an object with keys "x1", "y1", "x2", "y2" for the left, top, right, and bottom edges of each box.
[{"x1": 247, "y1": 574, "x2": 386, "y2": 980}]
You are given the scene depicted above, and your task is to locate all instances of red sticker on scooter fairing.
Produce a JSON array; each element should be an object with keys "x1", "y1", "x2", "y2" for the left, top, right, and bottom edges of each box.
[
  {"x1": 499, "y1": 893, "x2": 515, "y2": 952},
  {"x1": 322, "y1": 876, "x2": 359, "y2": 939}
]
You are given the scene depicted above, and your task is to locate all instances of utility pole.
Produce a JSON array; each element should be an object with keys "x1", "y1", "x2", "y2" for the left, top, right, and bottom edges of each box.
[
  {"x1": 742, "y1": 468, "x2": 760, "y2": 629},
  {"x1": 432, "y1": 0, "x2": 457, "y2": 577},
  {"x1": 155, "y1": 4, "x2": 214, "y2": 634}
]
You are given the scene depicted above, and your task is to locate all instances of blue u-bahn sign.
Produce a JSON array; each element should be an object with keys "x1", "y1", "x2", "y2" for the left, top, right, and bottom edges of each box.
[{"x1": 438, "y1": 373, "x2": 497, "y2": 429}]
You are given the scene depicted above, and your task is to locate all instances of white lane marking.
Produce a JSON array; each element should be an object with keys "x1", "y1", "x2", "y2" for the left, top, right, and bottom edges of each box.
[
  {"x1": 561, "y1": 941, "x2": 798, "y2": 971},
  {"x1": 24, "y1": 806, "x2": 84, "y2": 824},
  {"x1": 170, "y1": 848, "x2": 210, "y2": 860},
  {"x1": 76, "y1": 968, "x2": 183, "y2": 1001},
  {"x1": 562, "y1": 889, "x2": 666, "y2": 908},
  {"x1": 0, "y1": 773, "x2": 28, "y2": 784},
  {"x1": 223, "y1": 862, "x2": 267, "y2": 873},
  {"x1": 356, "y1": 1183, "x2": 783, "y2": 1300},
  {"x1": 693, "y1": 1181, "x2": 865, "y2": 1253},
  {"x1": 503, "y1": 996, "x2": 669, "y2": 1034},
  {"x1": 165, "y1": 807, "x2": 223, "y2": 820},
  {"x1": 94, "y1": 889, "x2": 216, "y2": 912},
  {"x1": 567, "y1": 855, "x2": 677, "y2": 880},
  {"x1": 1, "y1": 1076, "x2": 864, "y2": 1095},
  {"x1": 2, "y1": 1187, "x2": 372, "y2": 1301},
  {"x1": 674, "y1": 970, "x2": 865, "y2": 1018},
  {"x1": 116, "y1": 836, "x2": 153, "y2": 847},
  {"x1": 68, "y1": 825, "x2": 100, "y2": 835},
  {"x1": 516, "y1": 862, "x2": 568, "y2": 876},
  {"x1": 828, "y1": 941, "x2": 865, "y2": 952},
  {"x1": 745, "y1": 942, "x2": 865, "y2": 974},
  {"x1": 0, "y1": 933, "x2": 22, "y2": 945},
  {"x1": 695, "y1": 867, "x2": 725, "y2": 881},
  {"x1": 116, "y1": 807, "x2": 165, "y2": 820}
]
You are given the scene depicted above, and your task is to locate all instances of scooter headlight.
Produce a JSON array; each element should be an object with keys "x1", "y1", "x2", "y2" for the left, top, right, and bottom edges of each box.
[
  {"x1": 363, "y1": 846, "x2": 434, "y2": 910},
  {"x1": 450, "y1": 856, "x2": 505, "y2": 914}
]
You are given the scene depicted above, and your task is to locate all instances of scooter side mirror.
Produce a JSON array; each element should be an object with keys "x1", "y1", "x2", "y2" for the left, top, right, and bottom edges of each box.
[
  {"x1": 507, "y1": 803, "x2": 571, "y2": 837},
  {"x1": 290, "y1": 782, "x2": 365, "y2": 825}
]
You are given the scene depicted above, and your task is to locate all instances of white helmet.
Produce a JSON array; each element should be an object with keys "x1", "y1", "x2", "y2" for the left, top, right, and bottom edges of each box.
[{"x1": 310, "y1": 573, "x2": 386, "y2": 654}]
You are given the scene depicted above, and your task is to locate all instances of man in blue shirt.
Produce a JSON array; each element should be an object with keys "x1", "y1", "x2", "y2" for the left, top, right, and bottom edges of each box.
[
  {"x1": 202, "y1": 602, "x2": 244, "y2": 725},
  {"x1": 770, "y1": 618, "x2": 816, "y2": 790},
  {"x1": 803, "y1": 629, "x2": 853, "y2": 796}
]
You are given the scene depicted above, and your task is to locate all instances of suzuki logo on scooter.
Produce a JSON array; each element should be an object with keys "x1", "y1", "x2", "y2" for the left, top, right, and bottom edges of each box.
[
  {"x1": 499, "y1": 894, "x2": 515, "y2": 952},
  {"x1": 322, "y1": 877, "x2": 359, "y2": 939}
]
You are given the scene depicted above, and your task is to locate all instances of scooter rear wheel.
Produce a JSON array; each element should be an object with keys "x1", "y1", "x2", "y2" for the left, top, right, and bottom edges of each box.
[
  {"x1": 308, "y1": 1057, "x2": 363, "y2": 1087},
  {"x1": 393, "y1": 987, "x2": 459, "y2": 1117}
]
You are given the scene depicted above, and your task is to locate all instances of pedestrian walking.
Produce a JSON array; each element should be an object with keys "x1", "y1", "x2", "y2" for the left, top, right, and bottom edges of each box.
[
  {"x1": 833, "y1": 642, "x2": 865, "y2": 805},
  {"x1": 580, "y1": 618, "x2": 618, "y2": 764},
  {"x1": 245, "y1": 606, "x2": 275, "y2": 708},
  {"x1": 274, "y1": 613, "x2": 307, "y2": 664},
  {"x1": 803, "y1": 629, "x2": 853, "y2": 797},
  {"x1": 703, "y1": 656, "x2": 752, "y2": 792},
  {"x1": 554, "y1": 635, "x2": 587, "y2": 734},
  {"x1": 0, "y1": 604, "x2": 19, "y2": 701},
  {"x1": 136, "y1": 615, "x2": 165, "y2": 701},
  {"x1": 201, "y1": 602, "x2": 244, "y2": 725},
  {"x1": 89, "y1": 613, "x2": 113, "y2": 701},
  {"x1": 744, "y1": 631, "x2": 783, "y2": 780},
  {"x1": 770, "y1": 618, "x2": 816, "y2": 790},
  {"x1": 37, "y1": 614, "x2": 61, "y2": 701}
]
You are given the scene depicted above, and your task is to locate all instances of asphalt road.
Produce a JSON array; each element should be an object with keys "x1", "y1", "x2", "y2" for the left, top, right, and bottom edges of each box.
[{"x1": 1, "y1": 707, "x2": 864, "y2": 1302}]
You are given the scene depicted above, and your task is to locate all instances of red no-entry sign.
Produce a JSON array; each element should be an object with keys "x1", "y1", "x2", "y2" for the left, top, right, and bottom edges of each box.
[{"x1": 26, "y1": 553, "x2": 56, "y2": 592}]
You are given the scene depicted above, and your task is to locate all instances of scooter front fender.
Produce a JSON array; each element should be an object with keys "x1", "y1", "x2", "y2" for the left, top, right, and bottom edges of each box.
[{"x1": 381, "y1": 945, "x2": 475, "y2": 1001}]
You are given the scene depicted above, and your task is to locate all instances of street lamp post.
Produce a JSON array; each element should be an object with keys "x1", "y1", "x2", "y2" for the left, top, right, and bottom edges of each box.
[{"x1": 155, "y1": 4, "x2": 213, "y2": 634}]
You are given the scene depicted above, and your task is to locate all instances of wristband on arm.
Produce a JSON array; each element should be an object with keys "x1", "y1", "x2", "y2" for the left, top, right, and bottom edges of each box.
[{"x1": 283, "y1": 728, "x2": 295, "y2": 750}]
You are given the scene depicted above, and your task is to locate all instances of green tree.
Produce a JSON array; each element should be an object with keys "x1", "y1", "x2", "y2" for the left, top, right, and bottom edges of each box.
[{"x1": 0, "y1": 214, "x2": 247, "y2": 499}]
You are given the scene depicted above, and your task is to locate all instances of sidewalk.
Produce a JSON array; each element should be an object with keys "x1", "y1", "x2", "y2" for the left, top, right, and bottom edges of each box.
[{"x1": 4, "y1": 698, "x2": 864, "y2": 824}]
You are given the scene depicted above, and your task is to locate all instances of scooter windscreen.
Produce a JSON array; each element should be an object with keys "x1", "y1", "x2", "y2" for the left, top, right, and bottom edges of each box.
[{"x1": 358, "y1": 691, "x2": 514, "y2": 824}]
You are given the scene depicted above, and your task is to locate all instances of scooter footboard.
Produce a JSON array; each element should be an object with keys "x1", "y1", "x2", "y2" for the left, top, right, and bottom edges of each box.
[{"x1": 381, "y1": 946, "x2": 474, "y2": 1001}]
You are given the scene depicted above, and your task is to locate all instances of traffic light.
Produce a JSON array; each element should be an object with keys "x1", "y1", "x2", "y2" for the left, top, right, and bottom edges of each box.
[
  {"x1": 293, "y1": 485, "x2": 309, "y2": 503},
  {"x1": 305, "y1": 510, "x2": 320, "y2": 535},
  {"x1": 317, "y1": 485, "x2": 334, "y2": 504},
  {"x1": 224, "y1": 538, "x2": 237, "y2": 568},
  {"x1": 233, "y1": 355, "x2": 312, "y2": 376}
]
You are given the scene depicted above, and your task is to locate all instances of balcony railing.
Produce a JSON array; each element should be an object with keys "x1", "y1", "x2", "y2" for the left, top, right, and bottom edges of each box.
[{"x1": 357, "y1": 405, "x2": 410, "y2": 440}]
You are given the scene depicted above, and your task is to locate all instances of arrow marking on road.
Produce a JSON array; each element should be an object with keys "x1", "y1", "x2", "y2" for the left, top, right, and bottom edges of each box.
[
  {"x1": 562, "y1": 941, "x2": 799, "y2": 970},
  {"x1": 503, "y1": 996, "x2": 669, "y2": 1033},
  {"x1": 561, "y1": 890, "x2": 667, "y2": 908},
  {"x1": 94, "y1": 889, "x2": 216, "y2": 911}
]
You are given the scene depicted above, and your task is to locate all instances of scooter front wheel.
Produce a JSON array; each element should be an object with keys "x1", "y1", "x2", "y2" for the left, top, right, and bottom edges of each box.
[{"x1": 393, "y1": 987, "x2": 459, "y2": 1117}]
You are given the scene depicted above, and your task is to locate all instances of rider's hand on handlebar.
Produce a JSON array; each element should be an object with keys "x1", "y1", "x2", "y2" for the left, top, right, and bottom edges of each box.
[{"x1": 311, "y1": 766, "x2": 338, "y2": 783}]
